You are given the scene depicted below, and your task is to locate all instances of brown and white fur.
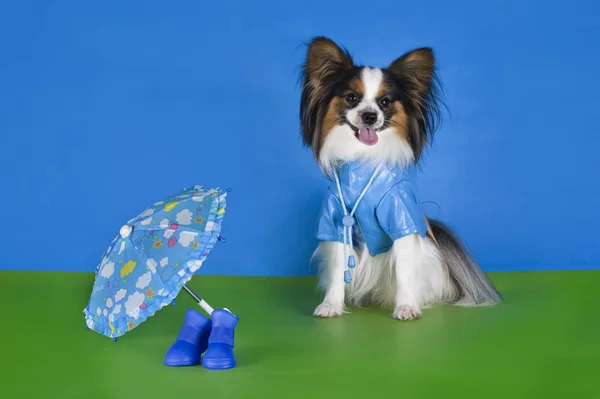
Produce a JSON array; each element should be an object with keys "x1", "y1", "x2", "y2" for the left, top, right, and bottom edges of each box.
[{"x1": 299, "y1": 37, "x2": 501, "y2": 320}]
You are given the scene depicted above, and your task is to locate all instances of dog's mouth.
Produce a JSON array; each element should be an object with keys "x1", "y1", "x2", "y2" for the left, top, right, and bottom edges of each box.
[{"x1": 346, "y1": 122, "x2": 379, "y2": 146}]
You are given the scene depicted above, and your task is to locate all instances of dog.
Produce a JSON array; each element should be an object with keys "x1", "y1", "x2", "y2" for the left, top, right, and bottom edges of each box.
[{"x1": 299, "y1": 36, "x2": 501, "y2": 320}]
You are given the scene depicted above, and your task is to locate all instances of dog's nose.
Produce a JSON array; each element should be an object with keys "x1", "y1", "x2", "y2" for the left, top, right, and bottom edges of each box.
[{"x1": 362, "y1": 112, "x2": 378, "y2": 125}]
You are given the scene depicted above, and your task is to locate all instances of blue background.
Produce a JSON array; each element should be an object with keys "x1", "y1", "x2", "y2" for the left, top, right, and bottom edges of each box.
[{"x1": 1, "y1": 0, "x2": 599, "y2": 276}]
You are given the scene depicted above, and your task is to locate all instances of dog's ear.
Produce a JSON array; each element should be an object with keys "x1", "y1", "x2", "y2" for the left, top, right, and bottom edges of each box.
[
  {"x1": 387, "y1": 47, "x2": 436, "y2": 107},
  {"x1": 387, "y1": 48, "x2": 442, "y2": 158},
  {"x1": 304, "y1": 36, "x2": 354, "y2": 89},
  {"x1": 299, "y1": 37, "x2": 354, "y2": 152}
]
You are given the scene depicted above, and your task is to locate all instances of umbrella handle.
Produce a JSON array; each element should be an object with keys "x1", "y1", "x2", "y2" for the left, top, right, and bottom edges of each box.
[{"x1": 182, "y1": 284, "x2": 214, "y2": 315}]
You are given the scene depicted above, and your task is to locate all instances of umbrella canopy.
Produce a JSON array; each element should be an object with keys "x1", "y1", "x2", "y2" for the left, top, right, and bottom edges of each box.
[{"x1": 84, "y1": 185, "x2": 227, "y2": 340}]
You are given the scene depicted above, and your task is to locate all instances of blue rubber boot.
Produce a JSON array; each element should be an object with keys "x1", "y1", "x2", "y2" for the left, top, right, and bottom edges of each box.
[
  {"x1": 164, "y1": 308, "x2": 212, "y2": 367},
  {"x1": 201, "y1": 309, "x2": 239, "y2": 370}
]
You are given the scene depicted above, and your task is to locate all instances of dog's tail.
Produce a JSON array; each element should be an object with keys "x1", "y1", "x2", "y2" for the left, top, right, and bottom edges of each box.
[{"x1": 426, "y1": 218, "x2": 501, "y2": 307}]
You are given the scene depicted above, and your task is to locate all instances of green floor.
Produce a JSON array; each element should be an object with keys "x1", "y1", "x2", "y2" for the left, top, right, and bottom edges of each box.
[{"x1": 1, "y1": 270, "x2": 599, "y2": 398}]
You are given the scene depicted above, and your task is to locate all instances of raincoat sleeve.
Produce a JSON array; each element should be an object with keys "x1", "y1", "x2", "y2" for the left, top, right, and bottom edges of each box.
[
  {"x1": 315, "y1": 186, "x2": 344, "y2": 243},
  {"x1": 376, "y1": 180, "x2": 427, "y2": 241}
]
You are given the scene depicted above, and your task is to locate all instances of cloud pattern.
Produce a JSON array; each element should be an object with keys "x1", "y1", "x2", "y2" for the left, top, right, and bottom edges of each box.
[
  {"x1": 178, "y1": 231, "x2": 197, "y2": 247},
  {"x1": 136, "y1": 271, "x2": 152, "y2": 289},
  {"x1": 115, "y1": 288, "x2": 127, "y2": 303},
  {"x1": 159, "y1": 218, "x2": 170, "y2": 229},
  {"x1": 140, "y1": 217, "x2": 152, "y2": 226},
  {"x1": 164, "y1": 228, "x2": 175, "y2": 239},
  {"x1": 176, "y1": 209, "x2": 193, "y2": 225},
  {"x1": 125, "y1": 292, "x2": 145, "y2": 317},
  {"x1": 101, "y1": 262, "x2": 115, "y2": 279},
  {"x1": 141, "y1": 208, "x2": 154, "y2": 218}
]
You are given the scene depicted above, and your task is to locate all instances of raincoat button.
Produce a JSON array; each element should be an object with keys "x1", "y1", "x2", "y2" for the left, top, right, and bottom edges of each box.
[{"x1": 342, "y1": 215, "x2": 355, "y2": 227}]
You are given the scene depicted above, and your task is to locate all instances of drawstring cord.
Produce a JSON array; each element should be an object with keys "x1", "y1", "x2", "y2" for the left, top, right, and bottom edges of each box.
[{"x1": 333, "y1": 165, "x2": 382, "y2": 283}]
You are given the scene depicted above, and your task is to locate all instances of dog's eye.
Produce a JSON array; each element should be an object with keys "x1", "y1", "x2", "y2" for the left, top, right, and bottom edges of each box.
[
  {"x1": 380, "y1": 97, "x2": 391, "y2": 108},
  {"x1": 345, "y1": 92, "x2": 358, "y2": 105}
]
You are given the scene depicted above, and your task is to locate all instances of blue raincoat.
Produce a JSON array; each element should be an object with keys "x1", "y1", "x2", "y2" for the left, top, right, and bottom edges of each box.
[{"x1": 316, "y1": 161, "x2": 427, "y2": 257}]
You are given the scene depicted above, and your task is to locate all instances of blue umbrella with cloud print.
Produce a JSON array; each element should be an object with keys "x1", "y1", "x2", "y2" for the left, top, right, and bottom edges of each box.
[{"x1": 84, "y1": 185, "x2": 227, "y2": 341}]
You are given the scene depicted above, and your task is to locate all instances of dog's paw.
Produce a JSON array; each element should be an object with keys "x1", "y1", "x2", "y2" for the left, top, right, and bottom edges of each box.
[
  {"x1": 314, "y1": 301, "x2": 343, "y2": 318},
  {"x1": 392, "y1": 305, "x2": 422, "y2": 321}
]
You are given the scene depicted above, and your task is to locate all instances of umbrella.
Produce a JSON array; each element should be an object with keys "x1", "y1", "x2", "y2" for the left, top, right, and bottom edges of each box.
[{"x1": 83, "y1": 185, "x2": 228, "y2": 341}]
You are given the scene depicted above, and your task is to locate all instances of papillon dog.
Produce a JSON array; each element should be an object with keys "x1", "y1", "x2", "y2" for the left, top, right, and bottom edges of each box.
[{"x1": 299, "y1": 36, "x2": 501, "y2": 320}]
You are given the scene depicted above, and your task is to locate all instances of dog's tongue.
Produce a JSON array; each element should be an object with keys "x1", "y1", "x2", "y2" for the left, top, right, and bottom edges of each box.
[{"x1": 359, "y1": 128, "x2": 378, "y2": 146}]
